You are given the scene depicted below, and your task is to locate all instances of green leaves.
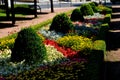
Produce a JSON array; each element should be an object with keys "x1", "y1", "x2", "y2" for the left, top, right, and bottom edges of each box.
[{"x1": 57, "y1": 35, "x2": 93, "y2": 55}]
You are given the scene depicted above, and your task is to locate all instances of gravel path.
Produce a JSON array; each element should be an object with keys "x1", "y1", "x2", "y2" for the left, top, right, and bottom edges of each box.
[{"x1": 0, "y1": 7, "x2": 76, "y2": 38}]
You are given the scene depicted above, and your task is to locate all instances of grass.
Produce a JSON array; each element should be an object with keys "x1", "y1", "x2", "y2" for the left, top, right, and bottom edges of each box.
[
  {"x1": 0, "y1": 4, "x2": 34, "y2": 18},
  {"x1": 0, "y1": 7, "x2": 73, "y2": 40}
]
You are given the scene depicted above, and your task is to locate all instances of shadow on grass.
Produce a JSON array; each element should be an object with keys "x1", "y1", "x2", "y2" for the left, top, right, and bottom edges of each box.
[
  {"x1": 0, "y1": 11, "x2": 49, "y2": 28},
  {"x1": 0, "y1": 23, "x2": 15, "y2": 28}
]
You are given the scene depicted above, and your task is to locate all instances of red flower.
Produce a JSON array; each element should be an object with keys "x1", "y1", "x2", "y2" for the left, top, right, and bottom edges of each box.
[{"x1": 44, "y1": 39, "x2": 79, "y2": 59}]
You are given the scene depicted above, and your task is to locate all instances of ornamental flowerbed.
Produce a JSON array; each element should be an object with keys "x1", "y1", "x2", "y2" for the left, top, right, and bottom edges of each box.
[{"x1": 0, "y1": 2, "x2": 111, "y2": 80}]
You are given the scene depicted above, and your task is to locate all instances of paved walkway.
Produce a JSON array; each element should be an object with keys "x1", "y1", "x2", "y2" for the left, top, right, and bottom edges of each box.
[{"x1": 0, "y1": 7, "x2": 76, "y2": 38}]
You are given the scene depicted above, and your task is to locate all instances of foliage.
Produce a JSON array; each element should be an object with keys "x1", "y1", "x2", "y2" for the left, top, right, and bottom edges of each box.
[
  {"x1": 80, "y1": 3, "x2": 94, "y2": 16},
  {"x1": 11, "y1": 28, "x2": 46, "y2": 64},
  {"x1": 92, "y1": 2, "x2": 99, "y2": 6},
  {"x1": 93, "y1": 40, "x2": 106, "y2": 54},
  {"x1": 49, "y1": 13, "x2": 74, "y2": 33},
  {"x1": 83, "y1": 50, "x2": 104, "y2": 80},
  {"x1": 70, "y1": 8, "x2": 84, "y2": 22},
  {"x1": 43, "y1": 45, "x2": 68, "y2": 65},
  {"x1": 0, "y1": 38, "x2": 15, "y2": 50},
  {"x1": 5, "y1": 59, "x2": 86, "y2": 80},
  {"x1": 44, "y1": 39, "x2": 78, "y2": 59},
  {"x1": 39, "y1": 29, "x2": 64, "y2": 41},
  {"x1": 0, "y1": 44, "x2": 68, "y2": 77},
  {"x1": 32, "y1": 19, "x2": 52, "y2": 31},
  {"x1": 103, "y1": 14, "x2": 111, "y2": 23},
  {"x1": 97, "y1": 5, "x2": 112, "y2": 14},
  {"x1": 96, "y1": 23, "x2": 109, "y2": 40},
  {"x1": 74, "y1": 25, "x2": 99, "y2": 38},
  {"x1": 89, "y1": 2, "x2": 98, "y2": 12},
  {"x1": 57, "y1": 36, "x2": 93, "y2": 55}
]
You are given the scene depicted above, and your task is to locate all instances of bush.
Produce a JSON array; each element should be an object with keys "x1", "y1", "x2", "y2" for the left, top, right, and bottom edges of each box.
[
  {"x1": 98, "y1": 5, "x2": 112, "y2": 14},
  {"x1": 92, "y1": 2, "x2": 99, "y2": 6},
  {"x1": 11, "y1": 28, "x2": 46, "y2": 64},
  {"x1": 97, "y1": 23, "x2": 109, "y2": 40},
  {"x1": 70, "y1": 8, "x2": 84, "y2": 22},
  {"x1": 89, "y1": 2, "x2": 98, "y2": 13},
  {"x1": 80, "y1": 3, "x2": 94, "y2": 16},
  {"x1": 57, "y1": 35, "x2": 93, "y2": 55},
  {"x1": 83, "y1": 50, "x2": 104, "y2": 80},
  {"x1": 49, "y1": 13, "x2": 74, "y2": 33},
  {"x1": 103, "y1": 14, "x2": 111, "y2": 23}
]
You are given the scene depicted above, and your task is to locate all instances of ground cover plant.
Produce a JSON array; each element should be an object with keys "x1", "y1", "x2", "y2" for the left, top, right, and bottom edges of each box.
[{"x1": 0, "y1": 2, "x2": 111, "y2": 79}]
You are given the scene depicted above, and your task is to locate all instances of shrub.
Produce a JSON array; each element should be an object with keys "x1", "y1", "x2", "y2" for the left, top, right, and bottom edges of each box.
[
  {"x1": 92, "y1": 2, "x2": 99, "y2": 6},
  {"x1": 83, "y1": 50, "x2": 104, "y2": 80},
  {"x1": 98, "y1": 5, "x2": 112, "y2": 14},
  {"x1": 80, "y1": 3, "x2": 94, "y2": 16},
  {"x1": 89, "y1": 2, "x2": 98, "y2": 13},
  {"x1": 103, "y1": 14, "x2": 111, "y2": 23},
  {"x1": 57, "y1": 35, "x2": 93, "y2": 55},
  {"x1": 96, "y1": 23, "x2": 109, "y2": 40},
  {"x1": 70, "y1": 8, "x2": 84, "y2": 22},
  {"x1": 11, "y1": 28, "x2": 46, "y2": 64},
  {"x1": 49, "y1": 13, "x2": 74, "y2": 33}
]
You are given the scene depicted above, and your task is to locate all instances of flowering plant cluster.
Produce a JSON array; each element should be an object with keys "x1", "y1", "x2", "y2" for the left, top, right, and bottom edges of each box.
[
  {"x1": 0, "y1": 38, "x2": 15, "y2": 50},
  {"x1": 44, "y1": 39, "x2": 79, "y2": 59},
  {"x1": 74, "y1": 24, "x2": 99, "y2": 38},
  {"x1": 0, "y1": 44, "x2": 69, "y2": 77},
  {"x1": 0, "y1": 3, "x2": 110, "y2": 79},
  {"x1": 57, "y1": 35, "x2": 93, "y2": 54},
  {"x1": 84, "y1": 13, "x2": 104, "y2": 27},
  {"x1": 5, "y1": 59, "x2": 86, "y2": 80},
  {"x1": 39, "y1": 29, "x2": 64, "y2": 41}
]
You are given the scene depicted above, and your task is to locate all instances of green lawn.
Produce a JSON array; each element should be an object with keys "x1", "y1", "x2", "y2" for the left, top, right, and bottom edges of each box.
[{"x1": 0, "y1": 4, "x2": 34, "y2": 18}]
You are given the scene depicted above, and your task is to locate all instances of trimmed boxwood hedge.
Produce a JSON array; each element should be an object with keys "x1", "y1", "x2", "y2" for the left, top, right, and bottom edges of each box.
[
  {"x1": 80, "y1": 3, "x2": 94, "y2": 16},
  {"x1": 11, "y1": 28, "x2": 46, "y2": 64}
]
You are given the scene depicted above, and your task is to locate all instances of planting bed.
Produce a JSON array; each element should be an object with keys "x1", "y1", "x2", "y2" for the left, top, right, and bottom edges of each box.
[{"x1": 0, "y1": 2, "x2": 112, "y2": 80}]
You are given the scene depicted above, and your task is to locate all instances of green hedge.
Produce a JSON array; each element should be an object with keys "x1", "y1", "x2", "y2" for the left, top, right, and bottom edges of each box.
[
  {"x1": 98, "y1": 5, "x2": 112, "y2": 14},
  {"x1": 83, "y1": 50, "x2": 104, "y2": 80},
  {"x1": 98, "y1": 23, "x2": 109, "y2": 40},
  {"x1": 103, "y1": 14, "x2": 111, "y2": 23},
  {"x1": 93, "y1": 40, "x2": 106, "y2": 54},
  {"x1": 80, "y1": 3, "x2": 94, "y2": 16}
]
